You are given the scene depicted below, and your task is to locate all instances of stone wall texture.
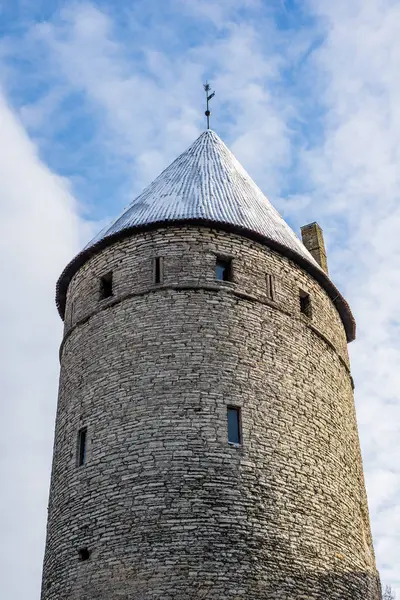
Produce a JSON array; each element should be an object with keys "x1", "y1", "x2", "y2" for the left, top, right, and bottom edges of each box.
[{"x1": 41, "y1": 226, "x2": 381, "y2": 599}]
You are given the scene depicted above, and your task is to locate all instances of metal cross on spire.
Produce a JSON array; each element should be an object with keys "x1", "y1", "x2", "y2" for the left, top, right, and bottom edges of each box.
[{"x1": 203, "y1": 81, "x2": 215, "y2": 129}]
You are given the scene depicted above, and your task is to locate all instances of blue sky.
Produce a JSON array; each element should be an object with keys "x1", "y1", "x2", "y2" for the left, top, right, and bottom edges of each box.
[{"x1": 0, "y1": 0, "x2": 399, "y2": 597}]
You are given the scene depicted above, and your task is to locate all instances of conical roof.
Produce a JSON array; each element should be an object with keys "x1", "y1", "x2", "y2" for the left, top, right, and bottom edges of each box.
[
  {"x1": 56, "y1": 130, "x2": 355, "y2": 341},
  {"x1": 86, "y1": 130, "x2": 316, "y2": 263}
]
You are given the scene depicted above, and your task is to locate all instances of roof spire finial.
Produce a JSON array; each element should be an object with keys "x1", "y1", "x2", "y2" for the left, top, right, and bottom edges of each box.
[{"x1": 203, "y1": 81, "x2": 215, "y2": 129}]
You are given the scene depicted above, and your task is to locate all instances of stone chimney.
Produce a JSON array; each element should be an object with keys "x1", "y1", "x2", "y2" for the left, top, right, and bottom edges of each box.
[{"x1": 301, "y1": 222, "x2": 328, "y2": 274}]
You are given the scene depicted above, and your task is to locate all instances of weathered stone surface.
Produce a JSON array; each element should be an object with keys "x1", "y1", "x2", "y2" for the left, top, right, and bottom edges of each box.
[
  {"x1": 301, "y1": 222, "x2": 329, "y2": 274},
  {"x1": 41, "y1": 226, "x2": 381, "y2": 599}
]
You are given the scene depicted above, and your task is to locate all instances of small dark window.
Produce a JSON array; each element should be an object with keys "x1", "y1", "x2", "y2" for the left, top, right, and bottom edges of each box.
[
  {"x1": 227, "y1": 406, "x2": 242, "y2": 445},
  {"x1": 78, "y1": 548, "x2": 90, "y2": 561},
  {"x1": 299, "y1": 290, "x2": 312, "y2": 318},
  {"x1": 266, "y1": 273, "x2": 275, "y2": 301},
  {"x1": 78, "y1": 427, "x2": 87, "y2": 466},
  {"x1": 69, "y1": 300, "x2": 75, "y2": 327},
  {"x1": 216, "y1": 257, "x2": 233, "y2": 282},
  {"x1": 99, "y1": 272, "x2": 113, "y2": 299},
  {"x1": 153, "y1": 257, "x2": 163, "y2": 284}
]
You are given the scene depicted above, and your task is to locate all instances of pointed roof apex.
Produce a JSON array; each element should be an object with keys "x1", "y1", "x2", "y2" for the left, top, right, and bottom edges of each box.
[
  {"x1": 56, "y1": 130, "x2": 355, "y2": 341},
  {"x1": 84, "y1": 129, "x2": 315, "y2": 262}
]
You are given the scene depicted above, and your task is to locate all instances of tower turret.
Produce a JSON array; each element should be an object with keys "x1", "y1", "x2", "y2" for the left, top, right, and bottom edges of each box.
[{"x1": 41, "y1": 130, "x2": 381, "y2": 599}]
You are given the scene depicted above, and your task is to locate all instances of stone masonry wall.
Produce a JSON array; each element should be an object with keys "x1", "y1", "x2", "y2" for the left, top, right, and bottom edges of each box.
[{"x1": 41, "y1": 226, "x2": 381, "y2": 599}]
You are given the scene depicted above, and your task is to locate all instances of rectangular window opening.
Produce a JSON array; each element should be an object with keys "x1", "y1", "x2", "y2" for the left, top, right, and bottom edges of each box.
[
  {"x1": 216, "y1": 257, "x2": 233, "y2": 282},
  {"x1": 78, "y1": 427, "x2": 87, "y2": 466},
  {"x1": 227, "y1": 406, "x2": 242, "y2": 445},
  {"x1": 99, "y1": 272, "x2": 113, "y2": 300},
  {"x1": 69, "y1": 300, "x2": 75, "y2": 327},
  {"x1": 78, "y1": 547, "x2": 90, "y2": 561},
  {"x1": 299, "y1": 290, "x2": 312, "y2": 318},
  {"x1": 266, "y1": 273, "x2": 275, "y2": 301},
  {"x1": 153, "y1": 256, "x2": 163, "y2": 284}
]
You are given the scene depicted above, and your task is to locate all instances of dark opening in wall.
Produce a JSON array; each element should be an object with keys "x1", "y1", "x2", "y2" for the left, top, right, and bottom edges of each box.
[
  {"x1": 99, "y1": 272, "x2": 113, "y2": 299},
  {"x1": 77, "y1": 427, "x2": 87, "y2": 467},
  {"x1": 69, "y1": 300, "x2": 75, "y2": 327},
  {"x1": 266, "y1": 273, "x2": 275, "y2": 301},
  {"x1": 216, "y1": 257, "x2": 233, "y2": 282},
  {"x1": 299, "y1": 290, "x2": 312, "y2": 318},
  {"x1": 153, "y1": 256, "x2": 163, "y2": 284},
  {"x1": 227, "y1": 406, "x2": 242, "y2": 445},
  {"x1": 78, "y1": 548, "x2": 90, "y2": 561}
]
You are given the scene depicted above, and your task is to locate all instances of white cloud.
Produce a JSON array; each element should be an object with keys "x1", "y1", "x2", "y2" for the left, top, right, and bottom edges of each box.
[
  {"x1": 31, "y1": 2, "x2": 298, "y2": 204},
  {"x1": 303, "y1": 0, "x2": 400, "y2": 591},
  {"x1": 0, "y1": 90, "x2": 86, "y2": 599},
  {"x1": 176, "y1": 0, "x2": 262, "y2": 28},
  {"x1": 1, "y1": 0, "x2": 399, "y2": 595}
]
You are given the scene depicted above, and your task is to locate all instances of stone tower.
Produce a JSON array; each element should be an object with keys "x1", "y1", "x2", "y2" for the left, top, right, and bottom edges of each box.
[{"x1": 41, "y1": 130, "x2": 381, "y2": 599}]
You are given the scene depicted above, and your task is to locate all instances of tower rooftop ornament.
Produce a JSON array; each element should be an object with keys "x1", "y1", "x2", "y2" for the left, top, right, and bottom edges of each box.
[{"x1": 204, "y1": 81, "x2": 215, "y2": 129}]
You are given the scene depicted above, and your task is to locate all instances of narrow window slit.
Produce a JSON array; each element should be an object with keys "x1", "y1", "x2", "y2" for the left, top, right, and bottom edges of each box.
[
  {"x1": 99, "y1": 272, "x2": 113, "y2": 300},
  {"x1": 299, "y1": 290, "x2": 312, "y2": 318},
  {"x1": 69, "y1": 300, "x2": 75, "y2": 327},
  {"x1": 216, "y1": 257, "x2": 233, "y2": 282},
  {"x1": 227, "y1": 406, "x2": 242, "y2": 445},
  {"x1": 77, "y1": 427, "x2": 87, "y2": 466},
  {"x1": 266, "y1": 273, "x2": 275, "y2": 301},
  {"x1": 153, "y1": 257, "x2": 163, "y2": 284}
]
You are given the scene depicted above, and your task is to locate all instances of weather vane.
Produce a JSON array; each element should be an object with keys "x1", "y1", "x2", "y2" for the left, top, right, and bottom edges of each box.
[{"x1": 203, "y1": 81, "x2": 215, "y2": 129}]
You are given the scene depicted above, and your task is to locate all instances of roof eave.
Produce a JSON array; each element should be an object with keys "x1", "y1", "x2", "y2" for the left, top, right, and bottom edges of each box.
[{"x1": 56, "y1": 220, "x2": 356, "y2": 343}]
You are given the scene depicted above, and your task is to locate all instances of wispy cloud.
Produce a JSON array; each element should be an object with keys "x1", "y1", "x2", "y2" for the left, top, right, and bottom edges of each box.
[
  {"x1": 0, "y1": 88, "x2": 86, "y2": 598},
  {"x1": 300, "y1": 0, "x2": 400, "y2": 590},
  {"x1": 23, "y1": 1, "x2": 305, "y2": 214},
  {"x1": 0, "y1": 0, "x2": 399, "y2": 596}
]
